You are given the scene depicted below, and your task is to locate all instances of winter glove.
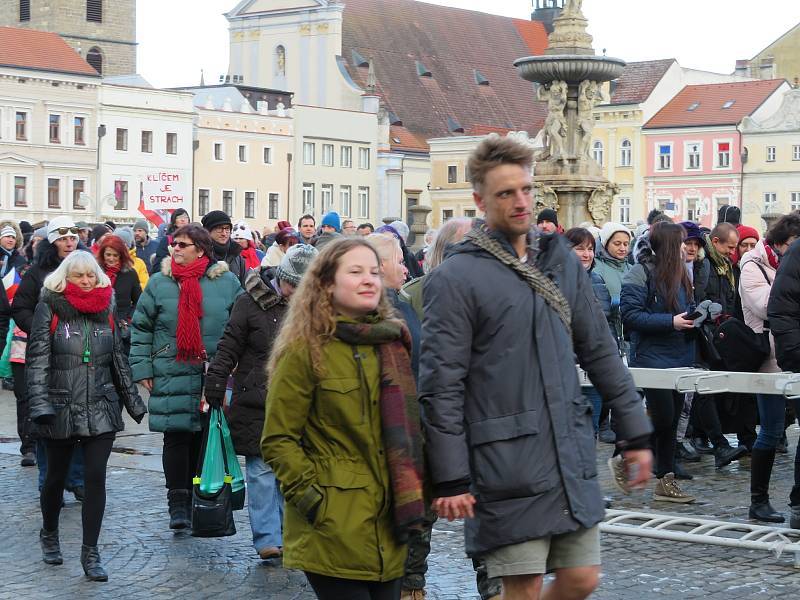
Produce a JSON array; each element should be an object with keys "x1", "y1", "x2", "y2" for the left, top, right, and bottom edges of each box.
[{"x1": 204, "y1": 380, "x2": 226, "y2": 408}]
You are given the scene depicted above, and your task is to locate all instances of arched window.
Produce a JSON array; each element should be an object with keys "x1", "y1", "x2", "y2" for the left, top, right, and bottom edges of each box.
[
  {"x1": 620, "y1": 139, "x2": 632, "y2": 167},
  {"x1": 592, "y1": 140, "x2": 604, "y2": 166},
  {"x1": 275, "y1": 45, "x2": 286, "y2": 77},
  {"x1": 86, "y1": 47, "x2": 103, "y2": 75},
  {"x1": 86, "y1": 0, "x2": 102, "y2": 22}
]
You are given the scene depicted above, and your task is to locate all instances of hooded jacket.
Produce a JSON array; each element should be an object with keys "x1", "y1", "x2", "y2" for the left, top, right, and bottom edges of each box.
[
  {"x1": 205, "y1": 268, "x2": 288, "y2": 456},
  {"x1": 419, "y1": 223, "x2": 650, "y2": 556},
  {"x1": 739, "y1": 240, "x2": 778, "y2": 373},
  {"x1": 129, "y1": 257, "x2": 242, "y2": 433},
  {"x1": 26, "y1": 288, "x2": 146, "y2": 438},
  {"x1": 0, "y1": 220, "x2": 26, "y2": 277}
]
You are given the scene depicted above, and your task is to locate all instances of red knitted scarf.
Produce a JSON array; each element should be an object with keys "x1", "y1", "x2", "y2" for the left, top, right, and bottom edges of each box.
[
  {"x1": 764, "y1": 244, "x2": 781, "y2": 270},
  {"x1": 171, "y1": 256, "x2": 209, "y2": 363},
  {"x1": 240, "y1": 243, "x2": 260, "y2": 270},
  {"x1": 63, "y1": 283, "x2": 112, "y2": 314},
  {"x1": 105, "y1": 264, "x2": 121, "y2": 286}
]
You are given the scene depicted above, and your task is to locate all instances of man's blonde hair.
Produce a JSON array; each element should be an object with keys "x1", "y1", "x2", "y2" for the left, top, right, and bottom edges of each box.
[{"x1": 468, "y1": 134, "x2": 534, "y2": 194}]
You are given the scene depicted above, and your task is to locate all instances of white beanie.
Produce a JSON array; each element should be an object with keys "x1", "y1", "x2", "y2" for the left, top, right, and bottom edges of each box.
[
  {"x1": 599, "y1": 222, "x2": 631, "y2": 250},
  {"x1": 389, "y1": 220, "x2": 410, "y2": 243},
  {"x1": 47, "y1": 216, "x2": 78, "y2": 244},
  {"x1": 0, "y1": 225, "x2": 15, "y2": 239},
  {"x1": 231, "y1": 221, "x2": 253, "y2": 242}
]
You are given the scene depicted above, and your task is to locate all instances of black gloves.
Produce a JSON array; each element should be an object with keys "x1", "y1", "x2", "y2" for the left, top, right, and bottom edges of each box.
[{"x1": 204, "y1": 381, "x2": 227, "y2": 408}]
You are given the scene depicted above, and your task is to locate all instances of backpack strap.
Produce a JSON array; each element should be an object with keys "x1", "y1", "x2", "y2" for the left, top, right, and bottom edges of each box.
[{"x1": 751, "y1": 261, "x2": 771, "y2": 331}]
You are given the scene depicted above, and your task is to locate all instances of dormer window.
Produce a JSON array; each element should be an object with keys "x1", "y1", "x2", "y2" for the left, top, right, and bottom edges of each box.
[
  {"x1": 687, "y1": 102, "x2": 700, "y2": 112},
  {"x1": 416, "y1": 61, "x2": 432, "y2": 78},
  {"x1": 722, "y1": 100, "x2": 735, "y2": 109},
  {"x1": 474, "y1": 70, "x2": 490, "y2": 86}
]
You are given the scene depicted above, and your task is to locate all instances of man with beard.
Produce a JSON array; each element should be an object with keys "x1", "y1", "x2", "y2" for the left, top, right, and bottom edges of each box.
[{"x1": 133, "y1": 220, "x2": 159, "y2": 269}]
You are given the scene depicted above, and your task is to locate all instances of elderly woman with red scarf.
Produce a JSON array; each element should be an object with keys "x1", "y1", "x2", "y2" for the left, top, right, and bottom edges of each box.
[
  {"x1": 130, "y1": 224, "x2": 242, "y2": 530},
  {"x1": 96, "y1": 235, "x2": 141, "y2": 353}
]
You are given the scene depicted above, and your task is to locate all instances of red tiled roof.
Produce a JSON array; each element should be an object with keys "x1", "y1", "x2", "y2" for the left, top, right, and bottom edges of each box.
[
  {"x1": 0, "y1": 27, "x2": 99, "y2": 77},
  {"x1": 390, "y1": 125, "x2": 429, "y2": 152},
  {"x1": 342, "y1": 0, "x2": 549, "y2": 151},
  {"x1": 466, "y1": 124, "x2": 514, "y2": 136},
  {"x1": 605, "y1": 59, "x2": 676, "y2": 106},
  {"x1": 644, "y1": 79, "x2": 787, "y2": 129}
]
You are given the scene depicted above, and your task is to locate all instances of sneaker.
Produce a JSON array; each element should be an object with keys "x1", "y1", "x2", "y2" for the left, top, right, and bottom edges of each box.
[
  {"x1": 653, "y1": 473, "x2": 696, "y2": 503},
  {"x1": 258, "y1": 547, "x2": 282, "y2": 560},
  {"x1": 400, "y1": 590, "x2": 426, "y2": 600},
  {"x1": 20, "y1": 452, "x2": 36, "y2": 467},
  {"x1": 607, "y1": 455, "x2": 631, "y2": 495}
]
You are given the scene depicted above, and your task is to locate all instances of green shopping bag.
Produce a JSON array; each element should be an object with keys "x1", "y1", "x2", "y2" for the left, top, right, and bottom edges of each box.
[
  {"x1": 0, "y1": 320, "x2": 14, "y2": 378},
  {"x1": 197, "y1": 407, "x2": 246, "y2": 510}
]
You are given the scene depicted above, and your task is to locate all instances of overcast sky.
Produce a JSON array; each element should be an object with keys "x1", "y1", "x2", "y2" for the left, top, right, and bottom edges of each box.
[{"x1": 138, "y1": 0, "x2": 800, "y2": 88}]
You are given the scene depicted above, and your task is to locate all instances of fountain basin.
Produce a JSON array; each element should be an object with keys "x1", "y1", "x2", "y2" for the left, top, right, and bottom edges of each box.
[{"x1": 514, "y1": 55, "x2": 626, "y2": 84}]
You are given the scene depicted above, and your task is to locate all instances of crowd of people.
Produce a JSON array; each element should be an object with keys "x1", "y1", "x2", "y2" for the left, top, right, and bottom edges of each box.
[{"x1": 2, "y1": 133, "x2": 800, "y2": 599}]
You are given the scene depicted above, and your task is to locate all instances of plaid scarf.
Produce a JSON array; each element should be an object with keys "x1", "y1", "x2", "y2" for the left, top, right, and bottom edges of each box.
[
  {"x1": 464, "y1": 222, "x2": 572, "y2": 336},
  {"x1": 335, "y1": 318, "x2": 425, "y2": 541},
  {"x1": 704, "y1": 234, "x2": 735, "y2": 289}
]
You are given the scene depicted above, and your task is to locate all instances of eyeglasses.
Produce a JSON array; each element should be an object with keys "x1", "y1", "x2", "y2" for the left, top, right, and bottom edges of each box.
[
  {"x1": 215, "y1": 225, "x2": 233, "y2": 233},
  {"x1": 170, "y1": 241, "x2": 196, "y2": 249},
  {"x1": 54, "y1": 227, "x2": 80, "y2": 236}
]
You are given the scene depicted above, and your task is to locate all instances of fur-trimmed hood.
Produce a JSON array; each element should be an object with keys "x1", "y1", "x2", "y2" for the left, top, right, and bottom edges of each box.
[
  {"x1": 159, "y1": 255, "x2": 230, "y2": 280},
  {"x1": 41, "y1": 287, "x2": 114, "y2": 323},
  {"x1": 244, "y1": 267, "x2": 285, "y2": 312},
  {"x1": 0, "y1": 220, "x2": 22, "y2": 250}
]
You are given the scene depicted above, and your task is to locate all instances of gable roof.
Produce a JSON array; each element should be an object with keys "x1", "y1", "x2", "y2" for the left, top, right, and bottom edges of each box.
[
  {"x1": 0, "y1": 27, "x2": 99, "y2": 77},
  {"x1": 603, "y1": 59, "x2": 676, "y2": 106},
  {"x1": 643, "y1": 79, "x2": 787, "y2": 129},
  {"x1": 341, "y1": 0, "x2": 549, "y2": 151}
]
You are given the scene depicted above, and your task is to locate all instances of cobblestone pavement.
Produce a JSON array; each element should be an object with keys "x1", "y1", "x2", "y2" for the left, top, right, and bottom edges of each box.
[{"x1": 3, "y1": 389, "x2": 800, "y2": 598}]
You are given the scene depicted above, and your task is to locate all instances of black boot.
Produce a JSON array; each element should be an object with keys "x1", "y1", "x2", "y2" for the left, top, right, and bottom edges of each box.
[
  {"x1": 789, "y1": 505, "x2": 800, "y2": 529},
  {"x1": 677, "y1": 440, "x2": 701, "y2": 463},
  {"x1": 749, "y1": 448, "x2": 784, "y2": 523},
  {"x1": 691, "y1": 436, "x2": 714, "y2": 454},
  {"x1": 80, "y1": 544, "x2": 108, "y2": 581},
  {"x1": 39, "y1": 528, "x2": 63, "y2": 565},
  {"x1": 714, "y1": 444, "x2": 748, "y2": 469},
  {"x1": 673, "y1": 460, "x2": 694, "y2": 480},
  {"x1": 167, "y1": 489, "x2": 191, "y2": 530}
]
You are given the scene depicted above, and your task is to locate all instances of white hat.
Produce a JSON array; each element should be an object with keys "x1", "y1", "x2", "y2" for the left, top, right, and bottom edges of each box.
[
  {"x1": 389, "y1": 220, "x2": 410, "y2": 243},
  {"x1": 0, "y1": 225, "x2": 15, "y2": 239},
  {"x1": 599, "y1": 222, "x2": 631, "y2": 250},
  {"x1": 47, "y1": 216, "x2": 79, "y2": 244},
  {"x1": 231, "y1": 221, "x2": 253, "y2": 241}
]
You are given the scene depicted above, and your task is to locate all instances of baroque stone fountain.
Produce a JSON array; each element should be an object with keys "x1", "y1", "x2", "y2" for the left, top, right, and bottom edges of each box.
[{"x1": 514, "y1": 0, "x2": 625, "y2": 227}]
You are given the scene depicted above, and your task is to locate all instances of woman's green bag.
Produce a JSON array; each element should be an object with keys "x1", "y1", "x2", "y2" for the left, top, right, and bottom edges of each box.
[
  {"x1": 197, "y1": 407, "x2": 245, "y2": 510},
  {"x1": 0, "y1": 320, "x2": 15, "y2": 379}
]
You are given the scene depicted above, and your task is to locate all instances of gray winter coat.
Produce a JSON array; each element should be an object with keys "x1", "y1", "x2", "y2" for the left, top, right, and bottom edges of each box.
[
  {"x1": 419, "y1": 225, "x2": 651, "y2": 556},
  {"x1": 26, "y1": 289, "x2": 147, "y2": 439}
]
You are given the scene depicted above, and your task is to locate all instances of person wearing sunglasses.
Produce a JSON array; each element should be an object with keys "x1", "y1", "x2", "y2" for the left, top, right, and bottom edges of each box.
[
  {"x1": 130, "y1": 224, "x2": 242, "y2": 531},
  {"x1": 201, "y1": 210, "x2": 248, "y2": 287}
]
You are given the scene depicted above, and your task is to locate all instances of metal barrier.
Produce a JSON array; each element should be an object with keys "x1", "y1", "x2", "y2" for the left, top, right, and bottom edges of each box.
[{"x1": 601, "y1": 510, "x2": 800, "y2": 567}]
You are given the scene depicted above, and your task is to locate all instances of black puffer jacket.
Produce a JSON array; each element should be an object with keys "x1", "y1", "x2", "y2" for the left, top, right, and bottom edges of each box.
[
  {"x1": 112, "y1": 267, "x2": 142, "y2": 323},
  {"x1": 769, "y1": 238, "x2": 800, "y2": 372},
  {"x1": 205, "y1": 267, "x2": 287, "y2": 456},
  {"x1": 26, "y1": 288, "x2": 146, "y2": 439}
]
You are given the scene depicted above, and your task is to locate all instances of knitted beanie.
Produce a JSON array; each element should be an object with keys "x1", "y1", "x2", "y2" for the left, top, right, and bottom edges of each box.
[
  {"x1": 321, "y1": 211, "x2": 341, "y2": 232},
  {"x1": 276, "y1": 243, "x2": 319, "y2": 287},
  {"x1": 599, "y1": 222, "x2": 631, "y2": 250},
  {"x1": 389, "y1": 220, "x2": 410, "y2": 243}
]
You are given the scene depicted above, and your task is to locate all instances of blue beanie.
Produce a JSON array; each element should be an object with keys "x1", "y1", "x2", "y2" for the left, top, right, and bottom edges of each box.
[
  {"x1": 680, "y1": 221, "x2": 704, "y2": 245},
  {"x1": 321, "y1": 211, "x2": 341, "y2": 232}
]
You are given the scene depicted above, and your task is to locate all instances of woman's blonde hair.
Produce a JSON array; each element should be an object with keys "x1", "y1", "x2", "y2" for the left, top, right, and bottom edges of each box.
[
  {"x1": 268, "y1": 237, "x2": 399, "y2": 378},
  {"x1": 427, "y1": 217, "x2": 472, "y2": 271},
  {"x1": 44, "y1": 250, "x2": 111, "y2": 293},
  {"x1": 366, "y1": 232, "x2": 401, "y2": 263}
]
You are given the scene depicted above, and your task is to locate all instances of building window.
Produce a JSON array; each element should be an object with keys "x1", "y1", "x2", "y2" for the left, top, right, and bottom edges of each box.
[
  {"x1": 792, "y1": 192, "x2": 800, "y2": 212},
  {"x1": 447, "y1": 165, "x2": 458, "y2": 184},
  {"x1": 74, "y1": 117, "x2": 85, "y2": 145},
  {"x1": 166, "y1": 132, "x2": 177, "y2": 155},
  {"x1": 341, "y1": 146, "x2": 352, "y2": 168},
  {"x1": 198, "y1": 189, "x2": 210, "y2": 216},
  {"x1": 619, "y1": 139, "x2": 632, "y2": 167},
  {"x1": 685, "y1": 197, "x2": 700, "y2": 222},
  {"x1": 322, "y1": 144, "x2": 334, "y2": 167},
  {"x1": 141, "y1": 130, "x2": 153, "y2": 153},
  {"x1": 72, "y1": 179, "x2": 85, "y2": 210},
  {"x1": 766, "y1": 146, "x2": 776, "y2": 162},
  {"x1": 86, "y1": 0, "x2": 102, "y2": 22},
  {"x1": 794, "y1": 145, "x2": 800, "y2": 161},
  {"x1": 15, "y1": 112, "x2": 27, "y2": 141},
  {"x1": 14, "y1": 176, "x2": 27, "y2": 207},
  {"x1": 303, "y1": 142, "x2": 315, "y2": 165},
  {"x1": 442, "y1": 209, "x2": 454, "y2": 221},
  {"x1": 213, "y1": 142, "x2": 223, "y2": 161},
  {"x1": 686, "y1": 142, "x2": 701, "y2": 170},
  {"x1": 222, "y1": 190, "x2": 234, "y2": 215},
  {"x1": 619, "y1": 197, "x2": 631, "y2": 223},
  {"x1": 114, "y1": 180, "x2": 128, "y2": 210},
  {"x1": 358, "y1": 186, "x2": 370, "y2": 218},
  {"x1": 47, "y1": 178, "x2": 60, "y2": 209},
  {"x1": 49, "y1": 114, "x2": 61, "y2": 144},
  {"x1": 592, "y1": 141, "x2": 604, "y2": 166},
  {"x1": 321, "y1": 184, "x2": 334, "y2": 211},
  {"x1": 464, "y1": 209, "x2": 476, "y2": 218},
  {"x1": 20, "y1": 0, "x2": 30, "y2": 21},
  {"x1": 340, "y1": 186, "x2": 352, "y2": 216},
  {"x1": 86, "y1": 47, "x2": 102, "y2": 74},
  {"x1": 116, "y1": 128, "x2": 128, "y2": 151},
  {"x1": 275, "y1": 45, "x2": 286, "y2": 77},
  {"x1": 245, "y1": 191, "x2": 256, "y2": 218},
  {"x1": 359, "y1": 147, "x2": 370, "y2": 170},
  {"x1": 657, "y1": 144, "x2": 672, "y2": 171},
  {"x1": 237, "y1": 144, "x2": 248, "y2": 163},
  {"x1": 262, "y1": 146, "x2": 273, "y2": 164},
  {"x1": 716, "y1": 141, "x2": 731, "y2": 168},
  {"x1": 302, "y1": 183, "x2": 315, "y2": 214},
  {"x1": 764, "y1": 192, "x2": 777, "y2": 213},
  {"x1": 268, "y1": 193, "x2": 279, "y2": 219}
]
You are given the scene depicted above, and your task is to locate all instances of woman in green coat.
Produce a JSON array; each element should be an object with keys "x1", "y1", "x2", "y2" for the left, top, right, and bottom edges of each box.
[
  {"x1": 130, "y1": 224, "x2": 241, "y2": 530},
  {"x1": 263, "y1": 238, "x2": 425, "y2": 600}
]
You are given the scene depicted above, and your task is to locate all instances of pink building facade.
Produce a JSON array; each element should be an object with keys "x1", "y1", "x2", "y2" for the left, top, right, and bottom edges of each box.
[{"x1": 643, "y1": 129, "x2": 743, "y2": 227}]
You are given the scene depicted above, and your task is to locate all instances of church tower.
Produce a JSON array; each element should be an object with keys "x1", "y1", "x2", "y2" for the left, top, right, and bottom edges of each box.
[
  {"x1": 0, "y1": 0, "x2": 137, "y2": 76},
  {"x1": 531, "y1": 0, "x2": 564, "y2": 34}
]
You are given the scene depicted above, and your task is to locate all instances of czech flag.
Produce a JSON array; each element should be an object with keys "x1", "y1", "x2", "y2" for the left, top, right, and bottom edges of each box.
[{"x1": 2, "y1": 267, "x2": 21, "y2": 302}]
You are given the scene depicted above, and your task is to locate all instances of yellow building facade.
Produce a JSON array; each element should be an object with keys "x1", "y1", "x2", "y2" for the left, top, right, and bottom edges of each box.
[{"x1": 736, "y1": 23, "x2": 800, "y2": 87}]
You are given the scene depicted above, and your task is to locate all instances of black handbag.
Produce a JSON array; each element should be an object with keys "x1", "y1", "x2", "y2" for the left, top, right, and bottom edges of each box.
[
  {"x1": 191, "y1": 417, "x2": 236, "y2": 538},
  {"x1": 711, "y1": 317, "x2": 770, "y2": 373}
]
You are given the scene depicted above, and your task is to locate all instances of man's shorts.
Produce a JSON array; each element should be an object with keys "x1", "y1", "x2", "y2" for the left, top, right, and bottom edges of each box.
[{"x1": 483, "y1": 525, "x2": 601, "y2": 578}]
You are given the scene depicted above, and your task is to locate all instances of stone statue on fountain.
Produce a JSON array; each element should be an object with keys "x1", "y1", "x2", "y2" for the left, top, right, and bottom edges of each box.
[
  {"x1": 537, "y1": 81, "x2": 569, "y2": 161},
  {"x1": 562, "y1": 0, "x2": 584, "y2": 17}
]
